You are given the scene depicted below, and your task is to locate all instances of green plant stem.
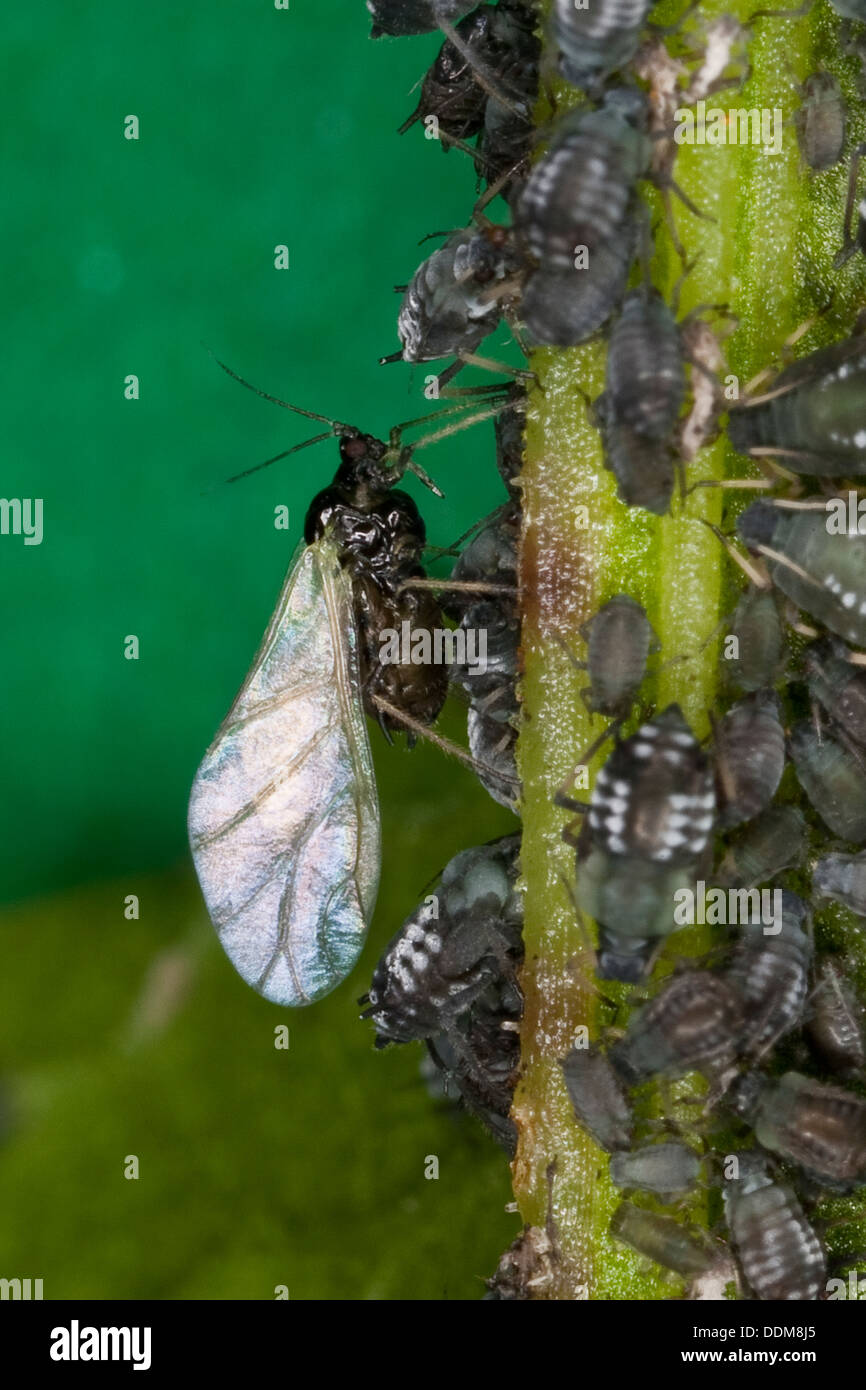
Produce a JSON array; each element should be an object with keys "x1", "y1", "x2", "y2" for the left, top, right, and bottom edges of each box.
[{"x1": 513, "y1": 0, "x2": 866, "y2": 1299}]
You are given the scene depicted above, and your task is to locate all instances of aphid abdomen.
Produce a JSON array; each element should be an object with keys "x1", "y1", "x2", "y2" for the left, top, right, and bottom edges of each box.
[
  {"x1": 559, "y1": 1044, "x2": 634, "y2": 1152},
  {"x1": 588, "y1": 706, "x2": 715, "y2": 867},
  {"x1": 725, "y1": 586, "x2": 785, "y2": 692},
  {"x1": 716, "y1": 805, "x2": 806, "y2": 889},
  {"x1": 804, "y1": 637, "x2": 866, "y2": 747},
  {"x1": 724, "y1": 892, "x2": 813, "y2": 1059},
  {"x1": 713, "y1": 690, "x2": 785, "y2": 829},
  {"x1": 577, "y1": 852, "x2": 691, "y2": 980},
  {"x1": 610, "y1": 971, "x2": 742, "y2": 1082},
  {"x1": 738, "y1": 503, "x2": 866, "y2": 648},
  {"x1": 609, "y1": 1142, "x2": 701, "y2": 1197},
  {"x1": 397, "y1": 230, "x2": 507, "y2": 363},
  {"x1": 365, "y1": 836, "x2": 522, "y2": 1044},
  {"x1": 754, "y1": 1071, "x2": 866, "y2": 1185},
  {"x1": 517, "y1": 104, "x2": 648, "y2": 270},
  {"x1": 806, "y1": 959, "x2": 866, "y2": 1078},
  {"x1": 790, "y1": 720, "x2": 866, "y2": 841},
  {"x1": 606, "y1": 292, "x2": 685, "y2": 440},
  {"x1": 610, "y1": 1202, "x2": 714, "y2": 1277},
  {"x1": 596, "y1": 396, "x2": 675, "y2": 515},
  {"x1": 724, "y1": 1159, "x2": 826, "y2": 1301},
  {"x1": 553, "y1": 0, "x2": 653, "y2": 88},
  {"x1": 796, "y1": 72, "x2": 846, "y2": 172},
  {"x1": 520, "y1": 237, "x2": 635, "y2": 347},
  {"x1": 580, "y1": 593, "x2": 654, "y2": 717}
]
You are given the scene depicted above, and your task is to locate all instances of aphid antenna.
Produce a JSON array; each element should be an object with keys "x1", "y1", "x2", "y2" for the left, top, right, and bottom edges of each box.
[
  {"x1": 400, "y1": 576, "x2": 518, "y2": 598},
  {"x1": 369, "y1": 692, "x2": 521, "y2": 792},
  {"x1": 207, "y1": 348, "x2": 354, "y2": 432},
  {"x1": 400, "y1": 394, "x2": 523, "y2": 457},
  {"x1": 700, "y1": 519, "x2": 771, "y2": 590},
  {"x1": 437, "y1": 15, "x2": 534, "y2": 122},
  {"x1": 455, "y1": 351, "x2": 535, "y2": 381}
]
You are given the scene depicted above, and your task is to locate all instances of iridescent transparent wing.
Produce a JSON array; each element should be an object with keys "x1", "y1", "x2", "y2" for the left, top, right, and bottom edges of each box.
[{"x1": 188, "y1": 536, "x2": 381, "y2": 1006}]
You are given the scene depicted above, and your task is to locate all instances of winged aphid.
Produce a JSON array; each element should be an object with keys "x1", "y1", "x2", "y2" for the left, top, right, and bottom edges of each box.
[{"x1": 189, "y1": 366, "x2": 511, "y2": 1007}]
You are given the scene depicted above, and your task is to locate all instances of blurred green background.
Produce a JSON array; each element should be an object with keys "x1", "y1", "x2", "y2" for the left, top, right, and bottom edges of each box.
[{"x1": 1, "y1": 0, "x2": 519, "y2": 1298}]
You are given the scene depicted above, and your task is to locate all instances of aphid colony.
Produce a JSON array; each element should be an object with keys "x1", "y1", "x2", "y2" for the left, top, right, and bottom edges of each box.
[{"x1": 187, "y1": 0, "x2": 866, "y2": 1300}]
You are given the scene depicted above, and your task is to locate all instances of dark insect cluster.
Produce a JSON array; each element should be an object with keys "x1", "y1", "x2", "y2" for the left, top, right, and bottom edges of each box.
[{"x1": 345, "y1": 0, "x2": 866, "y2": 1304}]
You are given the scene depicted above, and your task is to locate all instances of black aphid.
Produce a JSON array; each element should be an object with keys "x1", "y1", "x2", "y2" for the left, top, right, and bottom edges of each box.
[
  {"x1": 732, "y1": 1070, "x2": 866, "y2": 1187},
  {"x1": 573, "y1": 706, "x2": 716, "y2": 979},
  {"x1": 586, "y1": 706, "x2": 716, "y2": 867},
  {"x1": 723, "y1": 891, "x2": 813, "y2": 1061},
  {"x1": 476, "y1": 2, "x2": 541, "y2": 190},
  {"x1": 723, "y1": 1153, "x2": 826, "y2": 1301},
  {"x1": 713, "y1": 690, "x2": 785, "y2": 829},
  {"x1": 520, "y1": 234, "x2": 637, "y2": 347},
  {"x1": 727, "y1": 330, "x2": 866, "y2": 474},
  {"x1": 559, "y1": 1044, "x2": 634, "y2": 1152},
  {"x1": 805, "y1": 958, "x2": 866, "y2": 1079},
  {"x1": 516, "y1": 89, "x2": 649, "y2": 272},
  {"x1": 398, "y1": 7, "x2": 496, "y2": 139},
  {"x1": 610, "y1": 1202, "x2": 716, "y2": 1277},
  {"x1": 804, "y1": 636, "x2": 866, "y2": 749},
  {"x1": 715, "y1": 805, "x2": 807, "y2": 889},
  {"x1": 493, "y1": 382, "x2": 526, "y2": 496},
  {"x1": 578, "y1": 594, "x2": 658, "y2": 719},
  {"x1": 605, "y1": 290, "x2": 686, "y2": 441},
  {"x1": 362, "y1": 835, "x2": 522, "y2": 1045},
  {"x1": 595, "y1": 398, "x2": 675, "y2": 516},
  {"x1": 789, "y1": 720, "x2": 866, "y2": 842},
  {"x1": 795, "y1": 71, "x2": 846, "y2": 172},
  {"x1": 724, "y1": 585, "x2": 786, "y2": 693},
  {"x1": 303, "y1": 431, "x2": 450, "y2": 732},
  {"x1": 737, "y1": 501, "x2": 866, "y2": 648},
  {"x1": 609, "y1": 1142, "x2": 702, "y2": 1199},
  {"x1": 448, "y1": 502, "x2": 521, "y2": 809},
  {"x1": 395, "y1": 223, "x2": 520, "y2": 365},
  {"x1": 610, "y1": 970, "x2": 742, "y2": 1083}
]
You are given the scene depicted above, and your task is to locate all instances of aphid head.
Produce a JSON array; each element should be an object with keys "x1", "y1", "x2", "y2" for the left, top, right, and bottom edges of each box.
[
  {"x1": 736, "y1": 500, "x2": 779, "y2": 552},
  {"x1": 602, "y1": 86, "x2": 648, "y2": 132}
]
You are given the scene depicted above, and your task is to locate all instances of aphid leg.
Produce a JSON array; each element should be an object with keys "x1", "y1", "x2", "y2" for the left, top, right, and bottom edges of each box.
[
  {"x1": 554, "y1": 723, "x2": 622, "y2": 820},
  {"x1": 455, "y1": 351, "x2": 535, "y2": 381},
  {"x1": 836, "y1": 142, "x2": 866, "y2": 268},
  {"x1": 742, "y1": 306, "x2": 831, "y2": 399},
  {"x1": 700, "y1": 520, "x2": 772, "y2": 589},
  {"x1": 369, "y1": 693, "x2": 521, "y2": 793},
  {"x1": 748, "y1": 1, "x2": 811, "y2": 21}
]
